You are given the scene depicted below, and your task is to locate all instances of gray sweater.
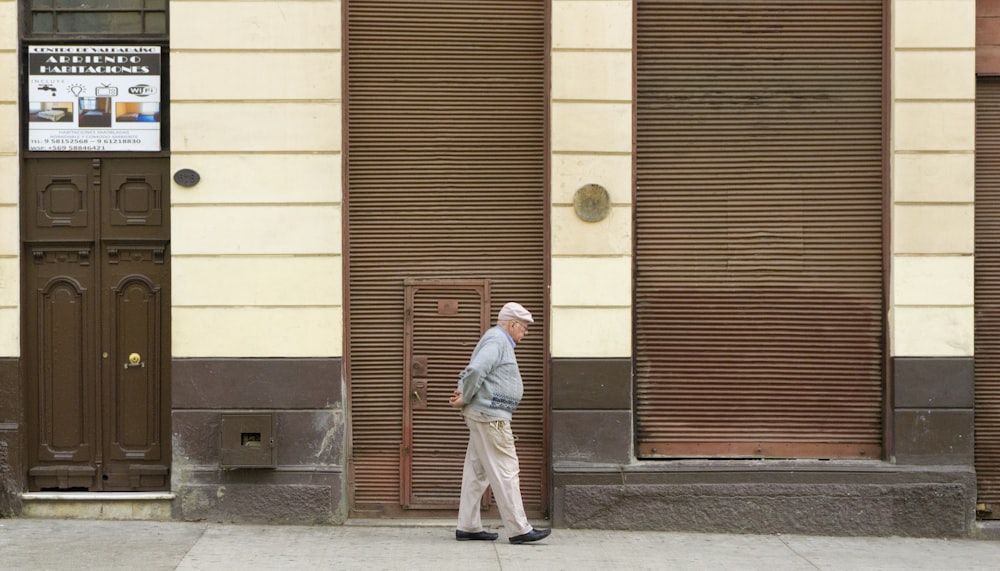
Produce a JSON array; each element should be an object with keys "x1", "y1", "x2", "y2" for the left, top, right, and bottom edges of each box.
[{"x1": 457, "y1": 325, "x2": 523, "y2": 421}]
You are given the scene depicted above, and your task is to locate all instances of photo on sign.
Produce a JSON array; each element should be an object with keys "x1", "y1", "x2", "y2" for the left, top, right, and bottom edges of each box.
[
  {"x1": 116, "y1": 102, "x2": 160, "y2": 123},
  {"x1": 28, "y1": 101, "x2": 74, "y2": 122},
  {"x1": 79, "y1": 97, "x2": 112, "y2": 127}
]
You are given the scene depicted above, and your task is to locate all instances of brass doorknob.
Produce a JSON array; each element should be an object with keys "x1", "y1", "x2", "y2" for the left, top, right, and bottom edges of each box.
[{"x1": 124, "y1": 352, "x2": 145, "y2": 368}]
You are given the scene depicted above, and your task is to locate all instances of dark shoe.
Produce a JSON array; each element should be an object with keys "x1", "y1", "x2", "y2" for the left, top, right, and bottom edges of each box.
[
  {"x1": 509, "y1": 528, "x2": 551, "y2": 544},
  {"x1": 456, "y1": 529, "x2": 499, "y2": 541}
]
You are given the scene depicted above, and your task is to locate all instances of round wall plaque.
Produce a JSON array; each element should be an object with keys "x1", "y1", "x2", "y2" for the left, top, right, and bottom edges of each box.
[
  {"x1": 173, "y1": 168, "x2": 201, "y2": 188},
  {"x1": 573, "y1": 184, "x2": 611, "y2": 222}
]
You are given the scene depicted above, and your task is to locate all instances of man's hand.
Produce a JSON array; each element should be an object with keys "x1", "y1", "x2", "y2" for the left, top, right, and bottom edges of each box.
[{"x1": 448, "y1": 390, "x2": 465, "y2": 408}]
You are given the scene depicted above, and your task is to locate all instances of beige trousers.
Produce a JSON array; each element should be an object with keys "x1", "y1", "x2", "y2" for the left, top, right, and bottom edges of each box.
[{"x1": 456, "y1": 411, "x2": 532, "y2": 536}]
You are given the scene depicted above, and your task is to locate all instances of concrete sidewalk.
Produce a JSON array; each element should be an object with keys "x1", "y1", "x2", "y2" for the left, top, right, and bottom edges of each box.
[{"x1": 2, "y1": 518, "x2": 1000, "y2": 571}]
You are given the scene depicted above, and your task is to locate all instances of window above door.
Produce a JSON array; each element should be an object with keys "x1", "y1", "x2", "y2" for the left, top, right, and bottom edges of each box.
[{"x1": 25, "y1": 0, "x2": 167, "y2": 38}]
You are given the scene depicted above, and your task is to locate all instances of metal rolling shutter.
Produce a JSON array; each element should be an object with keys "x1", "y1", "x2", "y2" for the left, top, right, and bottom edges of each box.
[
  {"x1": 976, "y1": 78, "x2": 1000, "y2": 515},
  {"x1": 635, "y1": 1, "x2": 885, "y2": 458},
  {"x1": 346, "y1": 0, "x2": 546, "y2": 514}
]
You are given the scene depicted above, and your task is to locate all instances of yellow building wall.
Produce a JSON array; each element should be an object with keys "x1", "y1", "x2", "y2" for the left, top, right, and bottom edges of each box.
[
  {"x1": 0, "y1": 0, "x2": 983, "y2": 363},
  {"x1": 892, "y1": 0, "x2": 976, "y2": 357},
  {"x1": 169, "y1": 0, "x2": 343, "y2": 357},
  {"x1": 550, "y1": 0, "x2": 633, "y2": 358},
  {"x1": 0, "y1": 0, "x2": 17, "y2": 357}
]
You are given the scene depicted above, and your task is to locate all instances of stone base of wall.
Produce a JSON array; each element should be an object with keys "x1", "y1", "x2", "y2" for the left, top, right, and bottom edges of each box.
[
  {"x1": 171, "y1": 358, "x2": 347, "y2": 524},
  {"x1": 0, "y1": 437, "x2": 23, "y2": 517},
  {"x1": 21, "y1": 493, "x2": 173, "y2": 520},
  {"x1": 553, "y1": 463, "x2": 976, "y2": 537},
  {"x1": 172, "y1": 477, "x2": 342, "y2": 524},
  {"x1": 0, "y1": 358, "x2": 23, "y2": 517}
]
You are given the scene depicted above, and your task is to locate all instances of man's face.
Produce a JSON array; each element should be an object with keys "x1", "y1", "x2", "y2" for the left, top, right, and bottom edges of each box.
[{"x1": 509, "y1": 320, "x2": 529, "y2": 343}]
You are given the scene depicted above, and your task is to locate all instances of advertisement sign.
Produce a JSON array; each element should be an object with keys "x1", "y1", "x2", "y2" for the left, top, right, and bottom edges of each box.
[{"x1": 27, "y1": 45, "x2": 161, "y2": 152}]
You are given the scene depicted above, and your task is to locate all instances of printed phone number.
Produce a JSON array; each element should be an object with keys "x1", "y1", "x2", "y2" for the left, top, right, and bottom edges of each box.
[
  {"x1": 48, "y1": 137, "x2": 143, "y2": 145},
  {"x1": 39, "y1": 145, "x2": 107, "y2": 151}
]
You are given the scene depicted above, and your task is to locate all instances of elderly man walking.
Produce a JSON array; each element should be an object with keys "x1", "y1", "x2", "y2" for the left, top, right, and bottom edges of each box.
[{"x1": 448, "y1": 302, "x2": 551, "y2": 545}]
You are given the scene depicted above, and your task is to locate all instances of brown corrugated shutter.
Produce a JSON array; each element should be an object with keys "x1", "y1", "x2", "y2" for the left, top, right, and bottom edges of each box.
[
  {"x1": 976, "y1": 77, "x2": 1000, "y2": 516},
  {"x1": 346, "y1": 1, "x2": 546, "y2": 516},
  {"x1": 634, "y1": 0, "x2": 884, "y2": 459}
]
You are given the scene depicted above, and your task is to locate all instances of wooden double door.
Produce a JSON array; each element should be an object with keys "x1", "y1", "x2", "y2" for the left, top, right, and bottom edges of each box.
[{"x1": 22, "y1": 157, "x2": 170, "y2": 491}]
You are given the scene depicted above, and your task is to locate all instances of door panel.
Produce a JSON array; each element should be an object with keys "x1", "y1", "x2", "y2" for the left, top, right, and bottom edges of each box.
[
  {"x1": 25, "y1": 159, "x2": 96, "y2": 241},
  {"x1": 28, "y1": 247, "x2": 97, "y2": 468},
  {"x1": 35, "y1": 175, "x2": 90, "y2": 230},
  {"x1": 23, "y1": 158, "x2": 170, "y2": 491},
  {"x1": 102, "y1": 246, "x2": 169, "y2": 490},
  {"x1": 103, "y1": 159, "x2": 167, "y2": 238},
  {"x1": 402, "y1": 279, "x2": 490, "y2": 509}
]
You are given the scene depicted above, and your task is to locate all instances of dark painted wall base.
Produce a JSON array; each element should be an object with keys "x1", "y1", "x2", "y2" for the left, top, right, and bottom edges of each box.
[
  {"x1": 3, "y1": 351, "x2": 985, "y2": 534},
  {"x1": 171, "y1": 358, "x2": 347, "y2": 524},
  {"x1": 552, "y1": 464, "x2": 976, "y2": 537}
]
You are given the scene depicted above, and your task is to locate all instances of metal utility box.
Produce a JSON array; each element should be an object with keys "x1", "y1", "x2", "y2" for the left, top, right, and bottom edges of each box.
[{"x1": 220, "y1": 413, "x2": 275, "y2": 468}]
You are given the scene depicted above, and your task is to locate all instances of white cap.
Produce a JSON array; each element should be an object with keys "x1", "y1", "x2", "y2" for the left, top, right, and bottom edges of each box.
[{"x1": 498, "y1": 302, "x2": 533, "y2": 323}]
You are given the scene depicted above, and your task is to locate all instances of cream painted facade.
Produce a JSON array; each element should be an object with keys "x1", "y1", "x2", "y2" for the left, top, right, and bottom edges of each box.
[
  {"x1": 169, "y1": 0, "x2": 344, "y2": 358},
  {"x1": 892, "y1": 0, "x2": 977, "y2": 358},
  {"x1": 550, "y1": 0, "x2": 633, "y2": 359},
  {"x1": 0, "y1": 0, "x2": 977, "y2": 369},
  {"x1": 0, "y1": 0, "x2": 975, "y2": 368},
  {"x1": 0, "y1": 0, "x2": 991, "y2": 535},
  {"x1": 0, "y1": 0, "x2": 18, "y2": 358}
]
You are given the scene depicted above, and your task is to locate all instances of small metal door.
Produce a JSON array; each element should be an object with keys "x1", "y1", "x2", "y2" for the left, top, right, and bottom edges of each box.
[
  {"x1": 23, "y1": 157, "x2": 170, "y2": 491},
  {"x1": 401, "y1": 279, "x2": 490, "y2": 508}
]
